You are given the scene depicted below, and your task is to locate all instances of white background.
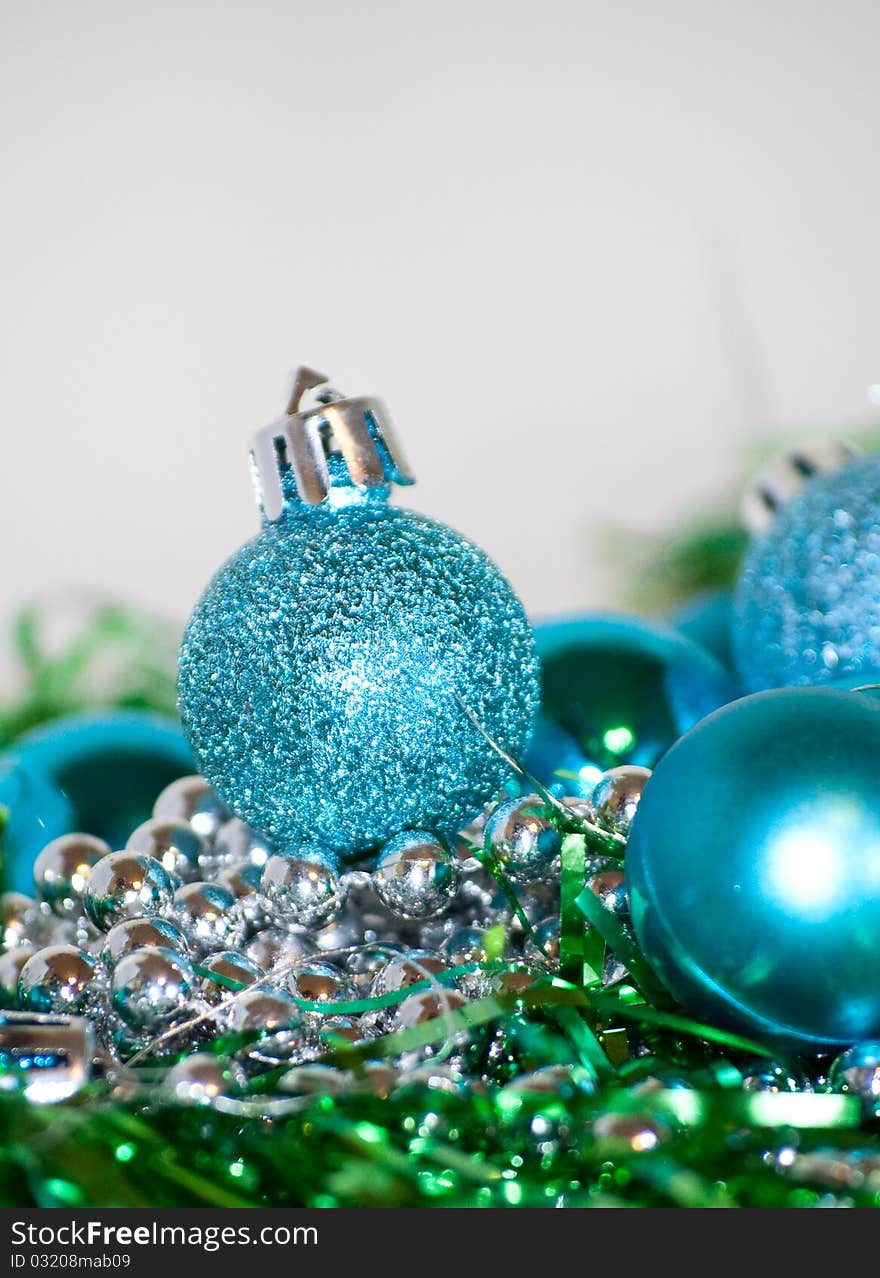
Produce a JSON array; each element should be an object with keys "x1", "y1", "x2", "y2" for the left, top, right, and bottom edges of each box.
[{"x1": 2, "y1": 0, "x2": 879, "y2": 637}]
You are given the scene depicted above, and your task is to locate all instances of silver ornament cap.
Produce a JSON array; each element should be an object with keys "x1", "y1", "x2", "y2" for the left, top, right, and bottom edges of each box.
[
  {"x1": 250, "y1": 365, "x2": 415, "y2": 522},
  {"x1": 741, "y1": 440, "x2": 857, "y2": 535}
]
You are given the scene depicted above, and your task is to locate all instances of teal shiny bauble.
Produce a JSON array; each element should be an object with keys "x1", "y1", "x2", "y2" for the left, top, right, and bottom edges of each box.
[
  {"x1": 669, "y1": 590, "x2": 736, "y2": 675},
  {"x1": 627, "y1": 687, "x2": 880, "y2": 1052},
  {"x1": 526, "y1": 613, "x2": 735, "y2": 795}
]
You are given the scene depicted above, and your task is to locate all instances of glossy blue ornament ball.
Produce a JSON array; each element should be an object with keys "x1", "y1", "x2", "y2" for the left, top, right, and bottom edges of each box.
[
  {"x1": 626, "y1": 686, "x2": 880, "y2": 1053},
  {"x1": 669, "y1": 590, "x2": 735, "y2": 675},
  {"x1": 733, "y1": 453, "x2": 880, "y2": 690},
  {"x1": 178, "y1": 373, "x2": 539, "y2": 859},
  {"x1": 524, "y1": 612, "x2": 736, "y2": 795}
]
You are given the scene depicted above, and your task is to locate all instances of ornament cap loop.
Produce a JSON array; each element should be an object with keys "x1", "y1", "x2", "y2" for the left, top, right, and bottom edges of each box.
[
  {"x1": 250, "y1": 367, "x2": 415, "y2": 521},
  {"x1": 740, "y1": 439, "x2": 857, "y2": 536}
]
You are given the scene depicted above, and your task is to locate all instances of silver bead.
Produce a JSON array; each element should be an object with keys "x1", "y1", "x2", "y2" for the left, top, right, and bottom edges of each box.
[
  {"x1": 739, "y1": 1059, "x2": 803, "y2": 1093},
  {"x1": 18, "y1": 945, "x2": 97, "y2": 1014},
  {"x1": 258, "y1": 853, "x2": 344, "y2": 929},
  {"x1": 83, "y1": 851, "x2": 175, "y2": 932},
  {"x1": 110, "y1": 946, "x2": 195, "y2": 1033},
  {"x1": 370, "y1": 949, "x2": 448, "y2": 997},
  {"x1": 33, "y1": 834, "x2": 111, "y2": 917},
  {"x1": 173, "y1": 882, "x2": 244, "y2": 953},
  {"x1": 152, "y1": 775, "x2": 229, "y2": 841},
  {"x1": 591, "y1": 766, "x2": 651, "y2": 839},
  {"x1": 502, "y1": 1064, "x2": 595, "y2": 1098},
  {"x1": 394, "y1": 987, "x2": 467, "y2": 1027},
  {"x1": 215, "y1": 860, "x2": 263, "y2": 898},
  {"x1": 349, "y1": 1062, "x2": 398, "y2": 1096},
  {"x1": 100, "y1": 916, "x2": 190, "y2": 970},
  {"x1": 830, "y1": 1044, "x2": 880, "y2": 1113},
  {"x1": 528, "y1": 916, "x2": 560, "y2": 963},
  {"x1": 458, "y1": 812, "x2": 488, "y2": 848},
  {"x1": 164, "y1": 1052, "x2": 247, "y2": 1105},
  {"x1": 511, "y1": 880, "x2": 559, "y2": 927},
  {"x1": 484, "y1": 796, "x2": 562, "y2": 883},
  {"x1": 441, "y1": 925, "x2": 499, "y2": 966},
  {"x1": 373, "y1": 832, "x2": 461, "y2": 919},
  {"x1": 392, "y1": 989, "x2": 469, "y2": 1068},
  {"x1": 278, "y1": 1064, "x2": 348, "y2": 1097},
  {"x1": 286, "y1": 961, "x2": 352, "y2": 1005},
  {"x1": 225, "y1": 984, "x2": 301, "y2": 1034},
  {"x1": 394, "y1": 1063, "x2": 470, "y2": 1097},
  {"x1": 586, "y1": 867, "x2": 628, "y2": 918},
  {"x1": 0, "y1": 945, "x2": 35, "y2": 1003},
  {"x1": 593, "y1": 1111, "x2": 669, "y2": 1151},
  {"x1": 317, "y1": 1016, "x2": 364, "y2": 1047},
  {"x1": 214, "y1": 864, "x2": 267, "y2": 933},
  {"x1": 347, "y1": 943, "x2": 406, "y2": 993},
  {"x1": 196, "y1": 950, "x2": 264, "y2": 1006},
  {"x1": 213, "y1": 818, "x2": 272, "y2": 870},
  {"x1": 490, "y1": 964, "x2": 539, "y2": 996},
  {"x1": 0, "y1": 892, "x2": 48, "y2": 950},
  {"x1": 560, "y1": 796, "x2": 596, "y2": 823},
  {"x1": 311, "y1": 906, "x2": 365, "y2": 952},
  {"x1": 243, "y1": 927, "x2": 316, "y2": 973},
  {"x1": 126, "y1": 819, "x2": 205, "y2": 882},
  {"x1": 0, "y1": 1010, "x2": 93, "y2": 1103}
]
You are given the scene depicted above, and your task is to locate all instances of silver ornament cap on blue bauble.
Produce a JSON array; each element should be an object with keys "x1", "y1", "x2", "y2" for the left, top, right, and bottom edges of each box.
[{"x1": 178, "y1": 366, "x2": 539, "y2": 859}]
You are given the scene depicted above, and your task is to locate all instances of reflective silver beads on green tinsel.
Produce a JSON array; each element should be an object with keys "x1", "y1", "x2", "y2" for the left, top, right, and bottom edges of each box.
[{"x1": 0, "y1": 768, "x2": 583, "y2": 1102}]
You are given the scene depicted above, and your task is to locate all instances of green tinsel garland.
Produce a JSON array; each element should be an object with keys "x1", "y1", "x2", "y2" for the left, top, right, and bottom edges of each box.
[{"x1": 0, "y1": 965, "x2": 872, "y2": 1208}]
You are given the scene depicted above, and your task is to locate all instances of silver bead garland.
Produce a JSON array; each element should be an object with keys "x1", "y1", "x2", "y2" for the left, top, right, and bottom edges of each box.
[{"x1": 0, "y1": 773, "x2": 648, "y2": 1106}]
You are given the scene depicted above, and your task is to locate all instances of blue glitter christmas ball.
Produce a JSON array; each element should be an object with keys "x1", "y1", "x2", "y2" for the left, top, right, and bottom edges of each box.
[
  {"x1": 627, "y1": 686, "x2": 880, "y2": 1053},
  {"x1": 733, "y1": 453, "x2": 880, "y2": 690},
  {"x1": 178, "y1": 373, "x2": 539, "y2": 859}
]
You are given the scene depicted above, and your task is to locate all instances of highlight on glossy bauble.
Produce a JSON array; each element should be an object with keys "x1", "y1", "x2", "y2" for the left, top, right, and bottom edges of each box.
[{"x1": 626, "y1": 686, "x2": 880, "y2": 1052}]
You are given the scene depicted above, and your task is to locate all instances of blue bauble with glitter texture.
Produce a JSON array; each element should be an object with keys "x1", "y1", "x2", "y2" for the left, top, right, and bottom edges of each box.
[
  {"x1": 627, "y1": 686, "x2": 880, "y2": 1053},
  {"x1": 178, "y1": 373, "x2": 539, "y2": 859},
  {"x1": 734, "y1": 453, "x2": 880, "y2": 690}
]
